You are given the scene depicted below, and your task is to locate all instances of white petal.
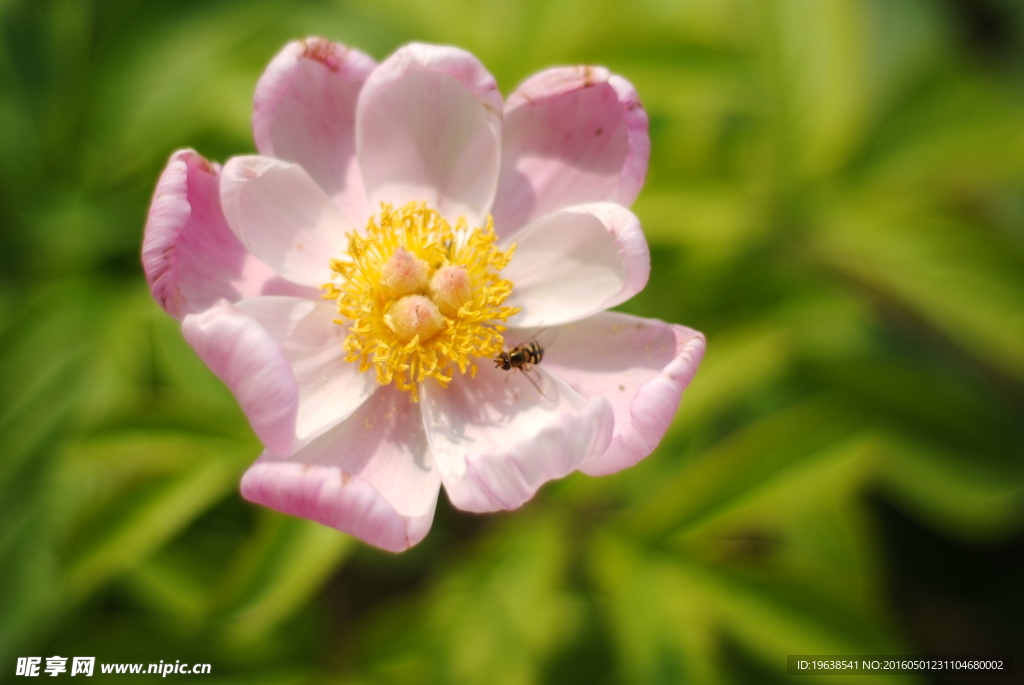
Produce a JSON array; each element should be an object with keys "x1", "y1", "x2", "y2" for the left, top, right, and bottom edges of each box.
[
  {"x1": 235, "y1": 296, "x2": 378, "y2": 443},
  {"x1": 492, "y1": 66, "x2": 649, "y2": 238},
  {"x1": 220, "y1": 156, "x2": 352, "y2": 287},
  {"x1": 142, "y1": 150, "x2": 313, "y2": 320},
  {"x1": 241, "y1": 385, "x2": 440, "y2": 552},
  {"x1": 182, "y1": 300, "x2": 299, "y2": 457},
  {"x1": 501, "y1": 203, "x2": 650, "y2": 328},
  {"x1": 540, "y1": 312, "x2": 706, "y2": 475},
  {"x1": 356, "y1": 43, "x2": 502, "y2": 225},
  {"x1": 252, "y1": 38, "x2": 376, "y2": 226},
  {"x1": 421, "y1": 362, "x2": 613, "y2": 512}
]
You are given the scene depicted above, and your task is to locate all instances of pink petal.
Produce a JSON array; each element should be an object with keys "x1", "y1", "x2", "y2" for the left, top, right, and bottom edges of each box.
[
  {"x1": 491, "y1": 66, "x2": 649, "y2": 238},
  {"x1": 421, "y1": 361, "x2": 614, "y2": 513},
  {"x1": 141, "y1": 149, "x2": 308, "y2": 320},
  {"x1": 182, "y1": 300, "x2": 299, "y2": 457},
  {"x1": 241, "y1": 385, "x2": 440, "y2": 553},
  {"x1": 220, "y1": 156, "x2": 352, "y2": 288},
  {"x1": 234, "y1": 297, "x2": 378, "y2": 444},
  {"x1": 253, "y1": 38, "x2": 376, "y2": 226},
  {"x1": 501, "y1": 203, "x2": 650, "y2": 328},
  {"x1": 540, "y1": 312, "x2": 705, "y2": 476},
  {"x1": 355, "y1": 43, "x2": 502, "y2": 225}
]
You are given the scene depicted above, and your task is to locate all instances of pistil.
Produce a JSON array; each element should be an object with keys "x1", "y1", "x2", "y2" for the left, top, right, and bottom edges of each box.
[{"x1": 324, "y1": 202, "x2": 518, "y2": 400}]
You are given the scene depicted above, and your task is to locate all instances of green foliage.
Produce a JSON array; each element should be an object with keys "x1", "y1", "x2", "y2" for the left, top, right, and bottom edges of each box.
[{"x1": 1, "y1": 0, "x2": 1022, "y2": 682}]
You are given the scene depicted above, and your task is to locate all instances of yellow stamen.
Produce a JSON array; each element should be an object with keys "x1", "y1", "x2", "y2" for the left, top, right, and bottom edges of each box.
[{"x1": 324, "y1": 202, "x2": 518, "y2": 401}]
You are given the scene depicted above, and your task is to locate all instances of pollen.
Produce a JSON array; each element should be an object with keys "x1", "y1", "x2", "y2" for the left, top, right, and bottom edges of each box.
[{"x1": 324, "y1": 202, "x2": 518, "y2": 401}]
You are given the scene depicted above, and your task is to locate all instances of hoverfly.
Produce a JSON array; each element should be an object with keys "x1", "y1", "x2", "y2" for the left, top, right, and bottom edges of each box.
[{"x1": 494, "y1": 330, "x2": 554, "y2": 400}]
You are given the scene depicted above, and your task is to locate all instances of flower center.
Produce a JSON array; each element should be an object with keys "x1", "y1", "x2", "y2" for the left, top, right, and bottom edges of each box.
[{"x1": 324, "y1": 202, "x2": 518, "y2": 401}]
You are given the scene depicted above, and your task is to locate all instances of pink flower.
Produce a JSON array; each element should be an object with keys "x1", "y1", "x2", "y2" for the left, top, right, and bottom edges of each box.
[{"x1": 141, "y1": 39, "x2": 705, "y2": 552}]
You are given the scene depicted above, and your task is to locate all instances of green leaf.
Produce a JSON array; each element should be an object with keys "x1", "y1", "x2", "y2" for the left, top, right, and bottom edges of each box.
[
  {"x1": 668, "y1": 321, "x2": 791, "y2": 432},
  {"x1": 815, "y1": 201, "x2": 1024, "y2": 382},
  {"x1": 214, "y1": 513, "x2": 355, "y2": 644},
  {"x1": 428, "y1": 517, "x2": 581, "y2": 685},
  {"x1": 65, "y1": 451, "x2": 241, "y2": 599},
  {"x1": 592, "y1": 531, "x2": 914, "y2": 685},
  {"x1": 120, "y1": 555, "x2": 210, "y2": 626},
  {"x1": 876, "y1": 433, "x2": 1024, "y2": 540},
  {"x1": 354, "y1": 513, "x2": 581, "y2": 685},
  {"x1": 636, "y1": 183, "x2": 768, "y2": 258},
  {"x1": 757, "y1": 0, "x2": 875, "y2": 181},
  {"x1": 0, "y1": 289, "x2": 92, "y2": 662},
  {"x1": 628, "y1": 400, "x2": 868, "y2": 539}
]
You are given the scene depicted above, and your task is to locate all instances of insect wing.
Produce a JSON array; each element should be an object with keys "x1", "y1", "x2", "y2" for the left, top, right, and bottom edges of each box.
[
  {"x1": 520, "y1": 364, "x2": 555, "y2": 401},
  {"x1": 507, "y1": 327, "x2": 559, "y2": 352}
]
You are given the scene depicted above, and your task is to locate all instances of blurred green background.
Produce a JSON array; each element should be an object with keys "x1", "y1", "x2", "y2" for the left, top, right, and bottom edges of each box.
[{"x1": 1, "y1": 0, "x2": 1023, "y2": 683}]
